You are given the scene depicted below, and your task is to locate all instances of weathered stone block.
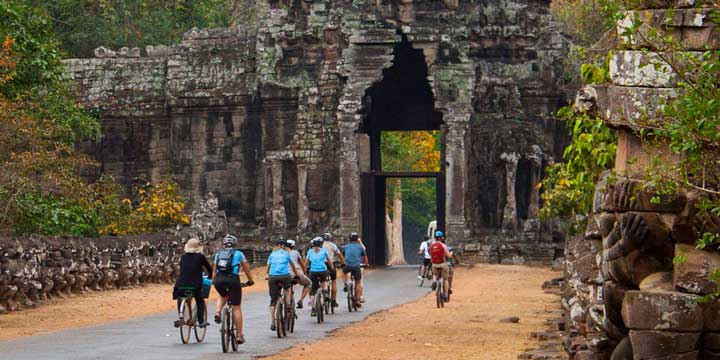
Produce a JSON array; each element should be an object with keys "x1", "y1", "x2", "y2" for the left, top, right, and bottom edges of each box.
[
  {"x1": 639, "y1": 272, "x2": 674, "y2": 292},
  {"x1": 622, "y1": 290, "x2": 703, "y2": 331},
  {"x1": 674, "y1": 244, "x2": 720, "y2": 295},
  {"x1": 629, "y1": 330, "x2": 700, "y2": 359}
]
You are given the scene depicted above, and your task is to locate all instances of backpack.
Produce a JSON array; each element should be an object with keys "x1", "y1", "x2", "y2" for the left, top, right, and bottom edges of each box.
[
  {"x1": 429, "y1": 242, "x2": 446, "y2": 264},
  {"x1": 216, "y1": 249, "x2": 237, "y2": 274}
]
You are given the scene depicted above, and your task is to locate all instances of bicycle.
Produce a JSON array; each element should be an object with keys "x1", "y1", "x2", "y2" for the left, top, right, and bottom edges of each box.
[
  {"x1": 436, "y1": 268, "x2": 445, "y2": 309},
  {"x1": 314, "y1": 276, "x2": 328, "y2": 324},
  {"x1": 417, "y1": 258, "x2": 432, "y2": 287},
  {"x1": 274, "y1": 281, "x2": 298, "y2": 338},
  {"x1": 220, "y1": 282, "x2": 249, "y2": 353},
  {"x1": 346, "y1": 265, "x2": 365, "y2": 312},
  {"x1": 175, "y1": 287, "x2": 207, "y2": 344},
  {"x1": 322, "y1": 275, "x2": 333, "y2": 315}
]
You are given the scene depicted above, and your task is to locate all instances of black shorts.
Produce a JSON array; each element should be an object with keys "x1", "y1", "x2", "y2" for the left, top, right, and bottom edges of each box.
[
  {"x1": 268, "y1": 275, "x2": 293, "y2": 306},
  {"x1": 423, "y1": 258, "x2": 431, "y2": 267},
  {"x1": 309, "y1": 271, "x2": 329, "y2": 295},
  {"x1": 329, "y1": 264, "x2": 340, "y2": 280},
  {"x1": 342, "y1": 265, "x2": 362, "y2": 281},
  {"x1": 213, "y1": 273, "x2": 242, "y2": 305}
]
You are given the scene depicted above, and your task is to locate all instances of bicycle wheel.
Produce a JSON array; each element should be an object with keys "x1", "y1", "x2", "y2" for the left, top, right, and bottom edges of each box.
[
  {"x1": 286, "y1": 293, "x2": 295, "y2": 333},
  {"x1": 330, "y1": 282, "x2": 335, "y2": 314},
  {"x1": 316, "y1": 293, "x2": 324, "y2": 323},
  {"x1": 436, "y1": 277, "x2": 443, "y2": 308},
  {"x1": 179, "y1": 299, "x2": 192, "y2": 344},
  {"x1": 347, "y1": 283, "x2": 353, "y2": 312},
  {"x1": 221, "y1": 308, "x2": 230, "y2": 353},
  {"x1": 230, "y1": 310, "x2": 238, "y2": 352},
  {"x1": 193, "y1": 304, "x2": 207, "y2": 342},
  {"x1": 276, "y1": 297, "x2": 285, "y2": 338}
]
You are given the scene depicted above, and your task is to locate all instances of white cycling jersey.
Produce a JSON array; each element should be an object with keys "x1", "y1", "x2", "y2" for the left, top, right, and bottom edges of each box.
[{"x1": 418, "y1": 240, "x2": 435, "y2": 259}]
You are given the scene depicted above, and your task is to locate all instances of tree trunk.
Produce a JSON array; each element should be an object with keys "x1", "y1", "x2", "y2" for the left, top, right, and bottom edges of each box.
[{"x1": 386, "y1": 183, "x2": 406, "y2": 265}]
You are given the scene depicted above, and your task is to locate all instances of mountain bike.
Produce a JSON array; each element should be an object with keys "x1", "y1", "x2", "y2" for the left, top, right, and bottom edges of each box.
[
  {"x1": 220, "y1": 282, "x2": 249, "y2": 353},
  {"x1": 436, "y1": 268, "x2": 445, "y2": 309},
  {"x1": 285, "y1": 281, "x2": 297, "y2": 334},
  {"x1": 322, "y1": 275, "x2": 333, "y2": 315},
  {"x1": 275, "y1": 282, "x2": 297, "y2": 338},
  {"x1": 346, "y1": 265, "x2": 365, "y2": 312},
  {"x1": 314, "y1": 276, "x2": 327, "y2": 324},
  {"x1": 417, "y1": 259, "x2": 432, "y2": 287},
  {"x1": 175, "y1": 287, "x2": 207, "y2": 344}
]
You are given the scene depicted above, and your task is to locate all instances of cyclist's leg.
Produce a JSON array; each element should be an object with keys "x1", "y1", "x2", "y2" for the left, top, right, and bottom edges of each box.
[
  {"x1": 213, "y1": 278, "x2": 228, "y2": 322},
  {"x1": 448, "y1": 265, "x2": 454, "y2": 293},
  {"x1": 441, "y1": 264, "x2": 449, "y2": 298},
  {"x1": 354, "y1": 267, "x2": 363, "y2": 302},
  {"x1": 268, "y1": 276, "x2": 280, "y2": 327},
  {"x1": 341, "y1": 265, "x2": 349, "y2": 291},
  {"x1": 194, "y1": 291, "x2": 206, "y2": 325},
  {"x1": 298, "y1": 274, "x2": 311, "y2": 306},
  {"x1": 232, "y1": 304, "x2": 243, "y2": 339},
  {"x1": 330, "y1": 267, "x2": 338, "y2": 303}
]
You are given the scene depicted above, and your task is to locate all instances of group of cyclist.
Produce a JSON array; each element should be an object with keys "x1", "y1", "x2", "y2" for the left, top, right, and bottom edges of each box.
[{"x1": 173, "y1": 232, "x2": 368, "y2": 345}]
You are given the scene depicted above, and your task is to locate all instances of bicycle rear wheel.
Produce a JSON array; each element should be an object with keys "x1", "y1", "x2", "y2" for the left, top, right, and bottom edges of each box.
[
  {"x1": 286, "y1": 293, "x2": 296, "y2": 333},
  {"x1": 179, "y1": 299, "x2": 192, "y2": 344},
  {"x1": 316, "y1": 293, "x2": 324, "y2": 323},
  {"x1": 276, "y1": 298, "x2": 285, "y2": 338},
  {"x1": 193, "y1": 303, "x2": 207, "y2": 342},
  {"x1": 346, "y1": 283, "x2": 353, "y2": 312},
  {"x1": 230, "y1": 310, "x2": 238, "y2": 351},
  {"x1": 221, "y1": 308, "x2": 230, "y2": 353}
]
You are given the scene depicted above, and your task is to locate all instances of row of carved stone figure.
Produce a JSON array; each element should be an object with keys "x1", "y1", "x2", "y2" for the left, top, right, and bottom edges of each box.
[{"x1": 0, "y1": 235, "x2": 184, "y2": 314}]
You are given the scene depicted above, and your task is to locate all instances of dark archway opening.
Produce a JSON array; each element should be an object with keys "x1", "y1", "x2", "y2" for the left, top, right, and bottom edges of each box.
[
  {"x1": 359, "y1": 35, "x2": 445, "y2": 265},
  {"x1": 515, "y1": 159, "x2": 533, "y2": 221}
]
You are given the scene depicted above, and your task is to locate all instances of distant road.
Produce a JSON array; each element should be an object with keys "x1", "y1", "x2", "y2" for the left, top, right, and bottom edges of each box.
[{"x1": 0, "y1": 267, "x2": 427, "y2": 360}]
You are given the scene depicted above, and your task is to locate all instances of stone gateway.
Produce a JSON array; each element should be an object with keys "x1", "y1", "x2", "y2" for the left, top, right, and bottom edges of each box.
[{"x1": 65, "y1": 0, "x2": 571, "y2": 264}]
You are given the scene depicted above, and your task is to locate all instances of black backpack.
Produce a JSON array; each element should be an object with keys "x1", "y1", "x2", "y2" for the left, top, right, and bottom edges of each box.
[{"x1": 216, "y1": 249, "x2": 237, "y2": 274}]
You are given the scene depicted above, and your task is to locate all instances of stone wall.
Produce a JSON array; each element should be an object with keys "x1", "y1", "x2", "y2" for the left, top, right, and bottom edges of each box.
[
  {"x1": 65, "y1": 0, "x2": 571, "y2": 263},
  {"x1": 562, "y1": 3, "x2": 720, "y2": 359},
  {"x1": 0, "y1": 194, "x2": 274, "y2": 314}
]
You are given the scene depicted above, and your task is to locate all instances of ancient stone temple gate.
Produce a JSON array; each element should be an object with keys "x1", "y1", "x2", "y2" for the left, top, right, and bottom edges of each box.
[{"x1": 66, "y1": 0, "x2": 570, "y2": 264}]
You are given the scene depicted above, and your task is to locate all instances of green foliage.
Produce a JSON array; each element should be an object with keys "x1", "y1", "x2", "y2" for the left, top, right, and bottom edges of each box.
[
  {"x1": 27, "y1": 0, "x2": 241, "y2": 58},
  {"x1": 540, "y1": 107, "x2": 617, "y2": 233},
  {"x1": 550, "y1": 0, "x2": 616, "y2": 47}
]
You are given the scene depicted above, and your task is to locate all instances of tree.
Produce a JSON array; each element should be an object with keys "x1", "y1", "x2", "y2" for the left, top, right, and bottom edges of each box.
[{"x1": 381, "y1": 131, "x2": 440, "y2": 265}]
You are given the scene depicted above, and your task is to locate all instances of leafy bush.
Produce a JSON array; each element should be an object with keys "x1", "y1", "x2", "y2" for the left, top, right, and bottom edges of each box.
[
  {"x1": 540, "y1": 107, "x2": 617, "y2": 234},
  {"x1": 102, "y1": 181, "x2": 190, "y2": 236}
]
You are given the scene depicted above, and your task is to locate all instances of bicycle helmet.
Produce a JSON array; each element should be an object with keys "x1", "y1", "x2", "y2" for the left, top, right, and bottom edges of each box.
[
  {"x1": 275, "y1": 239, "x2": 287, "y2": 246},
  {"x1": 312, "y1": 236, "x2": 324, "y2": 246},
  {"x1": 323, "y1": 232, "x2": 332, "y2": 241},
  {"x1": 434, "y1": 230, "x2": 445, "y2": 239},
  {"x1": 286, "y1": 239, "x2": 296, "y2": 248},
  {"x1": 223, "y1": 234, "x2": 238, "y2": 247},
  {"x1": 349, "y1": 232, "x2": 359, "y2": 241}
]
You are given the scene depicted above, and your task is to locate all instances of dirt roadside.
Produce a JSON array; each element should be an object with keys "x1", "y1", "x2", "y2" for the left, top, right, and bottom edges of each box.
[
  {"x1": 0, "y1": 266, "x2": 268, "y2": 341},
  {"x1": 265, "y1": 264, "x2": 561, "y2": 360}
]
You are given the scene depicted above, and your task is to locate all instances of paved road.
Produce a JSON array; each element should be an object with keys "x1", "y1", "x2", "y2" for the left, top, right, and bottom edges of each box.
[{"x1": 0, "y1": 266, "x2": 427, "y2": 360}]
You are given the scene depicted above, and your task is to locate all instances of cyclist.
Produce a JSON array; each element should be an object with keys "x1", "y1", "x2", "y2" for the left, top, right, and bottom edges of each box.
[
  {"x1": 341, "y1": 232, "x2": 368, "y2": 308},
  {"x1": 173, "y1": 238, "x2": 213, "y2": 328},
  {"x1": 267, "y1": 239, "x2": 300, "y2": 331},
  {"x1": 417, "y1": 234, "x2": 434, "y2": 281},
  {"x1": 212, "y1": 234, "x2": 255, "y2": 344},
  {"x1": 286, "y1": 239, "x2": 312, "y2": 309},
  {"x1": 321, "y1": 233, "x2": 345, "y2": 308},
  {"x1": 429, "y1": 231, "x2": 453, "y2": 302},
  {"x1": 305, "y1": 236, "x2": 334, "y2": 317}
]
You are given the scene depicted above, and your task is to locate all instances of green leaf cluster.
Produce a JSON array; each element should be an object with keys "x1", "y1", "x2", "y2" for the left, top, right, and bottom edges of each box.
[
  {"x1": 25, "y1": 0, "x2": 243, "y2": 58},
  {"x1": 540, "y1": 107, "x2": 617, "y2": 233}
]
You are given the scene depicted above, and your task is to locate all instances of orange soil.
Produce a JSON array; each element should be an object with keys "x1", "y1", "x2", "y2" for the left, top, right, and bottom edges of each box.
[
  {"x1": 265, "y1": 264, "x2": 561, "y2": 360},
  {"x1": 0, "y1": 266, "x2": 268, "y2": 341}
]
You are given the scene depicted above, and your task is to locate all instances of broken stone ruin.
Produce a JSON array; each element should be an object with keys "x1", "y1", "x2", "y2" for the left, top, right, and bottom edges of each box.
[
  {"x1": 560, "y1": 2, "x2": 720, "y2": 360},
  {"x1": 65, "y1": 0, "x2": 571, "y2": 265}
]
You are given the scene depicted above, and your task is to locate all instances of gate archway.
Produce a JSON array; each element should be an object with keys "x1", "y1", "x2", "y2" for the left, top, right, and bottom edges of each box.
[{"x1": 359, "y1": 36, "x2": 446, "y2": 266}]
